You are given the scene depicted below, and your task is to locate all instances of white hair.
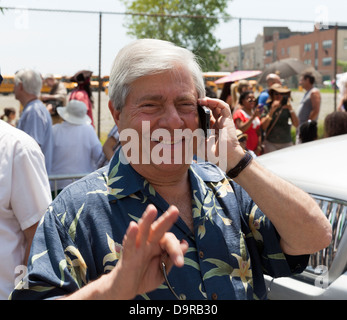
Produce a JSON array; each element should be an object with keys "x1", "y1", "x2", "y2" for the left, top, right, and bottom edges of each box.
[
  {"x1": 14, "y1": 69, "x2": 42, "y2": 97},
  {"x1": 109, "y1": 39, "x2": 205, "y2": 111}
]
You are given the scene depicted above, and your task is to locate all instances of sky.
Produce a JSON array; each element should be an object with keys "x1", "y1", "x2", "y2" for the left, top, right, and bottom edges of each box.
[{"x1": 0, "y1": 0, "x2": 346, "y2": 76}]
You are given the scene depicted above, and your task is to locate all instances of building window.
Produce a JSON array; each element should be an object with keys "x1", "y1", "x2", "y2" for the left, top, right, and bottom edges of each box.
[
  {"x1": 322, "y1": 40, "x2": 333, "y2": 49},
  {"x1": 304, "y1": 59, "x2": 312, "y2": 65},
  {"x1": 304, "y1": 43, "x2": 312, "y2": 52},
  {"x1": 322, "y1": 57, "x2": 332, "y2": 66},
  {"x1": 265, "y1": 50, "x2": 273, "y2": 57},
  {"x1": 344, "y1": 38, "x2": 347, "y2": 50}
]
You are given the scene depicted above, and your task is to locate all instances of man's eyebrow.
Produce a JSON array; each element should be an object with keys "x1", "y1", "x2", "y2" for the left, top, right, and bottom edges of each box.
[
  {"x1": 136, "y1": 95, "x2": 164, "y2": 103},
  {"x1": 135, "y1": 94, "x2": 197, "y2": 104},
  {"x1": 175, "y1": 94, "x2": 196, "y2": 101}
]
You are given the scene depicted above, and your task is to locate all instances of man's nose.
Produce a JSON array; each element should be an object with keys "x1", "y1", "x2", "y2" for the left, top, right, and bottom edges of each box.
[{"x1": 159, "y1": 104, "x2": 184, "y2": 129}]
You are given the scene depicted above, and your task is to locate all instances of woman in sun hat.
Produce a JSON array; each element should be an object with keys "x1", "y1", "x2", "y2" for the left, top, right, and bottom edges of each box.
[
  {"x1": 69, "y1": 70, "x2": 95, "y2": 127},
  {"x1": 260, "y1": 83, "x2": 299, "y2": 154},
  {"x1": 50, "y1": 100, "x2": 102, "y2": 197}
]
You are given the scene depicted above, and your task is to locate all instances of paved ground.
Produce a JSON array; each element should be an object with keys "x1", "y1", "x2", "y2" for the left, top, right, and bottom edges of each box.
[{"x1": 0, "y1": 90, "x2": 340, "y2": 139}]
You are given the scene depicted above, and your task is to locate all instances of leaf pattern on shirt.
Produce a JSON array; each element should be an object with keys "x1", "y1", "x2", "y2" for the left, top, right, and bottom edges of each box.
[
  {"x1": 247, "y1": 204, "x2": 265, "y2": 243},
  {"x1": 68, "y1": 203, "x2": 84, "y2": 242},
  {"x1": 9, "y1": 157, "x2": 302, "y2": 300},
  {"x1": 107, "y1": 157, "x2": 125, "y2": 198},
  {"x1": 230, "y1": 232, "x2": 253, "y2": 292},
  {"x1": 63, "y1": 246, "x2": 87, "y2": 288},
  {"x1": 202, "y1": 258, "x2": 233, "y2": 280},
  {"x1": 103, "y1": 234, "x2": 123, "y2": 273}
]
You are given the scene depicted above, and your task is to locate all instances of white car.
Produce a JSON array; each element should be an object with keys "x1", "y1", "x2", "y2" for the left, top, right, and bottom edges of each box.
[{"x1": 256, "y1": 134, "x2": 347, "y2": 300}]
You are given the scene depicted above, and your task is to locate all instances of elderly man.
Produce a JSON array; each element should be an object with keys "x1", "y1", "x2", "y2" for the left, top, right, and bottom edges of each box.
[
  {"x1": 15, "y1": 69, "x2": 53, "y2": 174},
  {"x1": 11, "y1": 39, "x2": 331, "y2": 300}
]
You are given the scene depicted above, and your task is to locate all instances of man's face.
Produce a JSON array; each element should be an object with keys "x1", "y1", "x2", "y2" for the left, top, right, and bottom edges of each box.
[
  {"x1": 13, "y1": 81, "x2": 22, "y2": 100},
  {"x1": 299, "y1": 76, "x2": 309, "y2": 89},
  {"x1": 45, "y1": 78, "x2": 55, "y2": 87},
  {"x1": 111, "y1": 66, "x2": 200, "y2": 175}
]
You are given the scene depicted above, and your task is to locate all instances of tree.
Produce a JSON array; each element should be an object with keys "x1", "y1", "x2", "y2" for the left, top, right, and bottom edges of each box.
[
  {"x1": 121, "y1": 0, "x2": 231, "y2": 71},
  {"x1": 338, "y1": 60, "x2": 347, "y2": 73}
]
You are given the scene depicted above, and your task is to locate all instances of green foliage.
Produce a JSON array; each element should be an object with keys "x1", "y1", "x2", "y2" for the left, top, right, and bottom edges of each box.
[
  {"x1": 337, "y1": 60, "x2": 347, "y2": 73},
  {"x1": 121, "y1": 0, "x2": 231, "y2": 71}
]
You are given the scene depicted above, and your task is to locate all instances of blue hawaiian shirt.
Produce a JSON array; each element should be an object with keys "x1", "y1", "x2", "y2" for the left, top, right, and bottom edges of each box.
[{"x1": 11, "y1": 149, "x2": 308, "y2": 300}]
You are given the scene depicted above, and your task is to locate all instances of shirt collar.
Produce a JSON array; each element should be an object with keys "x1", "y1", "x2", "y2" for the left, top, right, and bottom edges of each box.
[
  {"x1": 107, "y1": 148, "x2": 145, "y2": 202},
  {"x1": 24, "y1": 98, "x2": 40, "y2": 109},
  {"x1": 107, "y1": 149, "x2": 226, "y2": 202}
]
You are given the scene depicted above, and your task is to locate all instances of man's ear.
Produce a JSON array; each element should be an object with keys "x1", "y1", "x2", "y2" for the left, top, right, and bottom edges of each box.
[{"x1": 108, "y1": 100, "x2": 120, "y2": 127}]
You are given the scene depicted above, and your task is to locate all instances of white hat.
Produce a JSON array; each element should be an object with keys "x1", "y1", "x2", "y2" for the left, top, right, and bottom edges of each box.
[{"x1": 57, "y1": 100, "x2": 91, "y2": 125}]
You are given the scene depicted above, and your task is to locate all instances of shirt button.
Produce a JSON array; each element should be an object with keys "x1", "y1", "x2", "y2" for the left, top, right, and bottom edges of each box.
[
  {"x1": 211, "y1": 293, "x2": 218, "y2": 300},
  {"x1": 199, "y1": 250, "x2": 204, "y2": 259}
]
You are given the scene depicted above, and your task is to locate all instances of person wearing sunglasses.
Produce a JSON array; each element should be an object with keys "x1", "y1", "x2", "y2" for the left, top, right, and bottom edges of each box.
[{"x1": 233, "y1": 91, "x2": 262, "y2": 155}]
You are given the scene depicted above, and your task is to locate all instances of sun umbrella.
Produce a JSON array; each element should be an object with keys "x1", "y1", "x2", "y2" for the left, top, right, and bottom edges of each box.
[
  {"x1": 258, "y1": 58, "x2": 321, "y2": 83},
  {"x1": 215, "y1": 70, "x2": 262, "y2": 84}
]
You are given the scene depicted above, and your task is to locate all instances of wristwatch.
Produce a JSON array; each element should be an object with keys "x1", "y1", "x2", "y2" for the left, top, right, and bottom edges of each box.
[{"x1": 227, "y1": 152, "x2": 253, "y2": 179}]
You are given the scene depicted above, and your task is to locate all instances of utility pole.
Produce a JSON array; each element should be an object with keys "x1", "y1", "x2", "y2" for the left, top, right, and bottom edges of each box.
[
  {"x1": 238, "y1": 18, "x2": 243, "y2": 70},
  {"x1": 98, "y1": 12, "x2": 102, "y2": 138},
  {"x1": 334, "y1": 23, "x2": 338, "y2": 111}
]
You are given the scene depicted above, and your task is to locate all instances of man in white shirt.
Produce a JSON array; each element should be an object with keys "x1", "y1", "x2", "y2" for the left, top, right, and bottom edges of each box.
[{"x1": 0, "y1": 119, "x2": 52, "y2": 299}]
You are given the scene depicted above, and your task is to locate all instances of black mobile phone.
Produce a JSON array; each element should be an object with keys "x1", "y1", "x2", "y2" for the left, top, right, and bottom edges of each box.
[
  {"x1": 280, "y1": 95, "x2": 288, "y2": 107},
  {"x1": 198, "y1": 104, "x2": 211, "y2": 137}
]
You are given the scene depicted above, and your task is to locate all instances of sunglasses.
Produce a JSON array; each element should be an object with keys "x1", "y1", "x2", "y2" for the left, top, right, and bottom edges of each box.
[{"x1": 247, "y1": 98, "x2": 256, "y2": 102}]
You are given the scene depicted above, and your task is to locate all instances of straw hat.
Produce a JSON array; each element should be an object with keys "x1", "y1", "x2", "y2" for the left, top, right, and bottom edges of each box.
[
  {"x1": 267, "y1": 83, "x2": 292, "y2": 104},
  {"x1": 57, "y1": 100, "x2": 91, "y2": 125},
  {"x1": 269, "y1": 83, "x2": 291, "y2": 94}
]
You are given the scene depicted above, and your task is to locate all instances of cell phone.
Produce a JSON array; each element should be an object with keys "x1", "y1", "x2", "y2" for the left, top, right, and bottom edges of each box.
[
  {"x1": 198, "y1": 104, "x2": 211, "y2": 138},
  {"x1": 257, "y1": 103, "x2": 264, "y2": 113},
  {"x1": 280, "y1": 95, "x2": 288, "y2": 107}
]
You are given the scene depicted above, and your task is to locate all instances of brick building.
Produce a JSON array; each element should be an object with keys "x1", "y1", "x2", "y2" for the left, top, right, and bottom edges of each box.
[
  {"x1": 264, "y1": 25, "x2": 347, "y2": 82},
  {"x1": 220, "y1": 26, "x2": 347, "y2": 83}
]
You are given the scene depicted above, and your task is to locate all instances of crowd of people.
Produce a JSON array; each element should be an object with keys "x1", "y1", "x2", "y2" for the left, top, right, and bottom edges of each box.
[
  {"x1": 0, "y1": 68, "x2": 111, "y2": 299},
  {"x1": 10, "y1": 69, "x2": 104, "y2": 197},
  {"x1": 1, "y1": 38, "x2": 346, "y2": 301},
  {"x1": 214, "y1": 71, "x2": 347, "y2": 155}
]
